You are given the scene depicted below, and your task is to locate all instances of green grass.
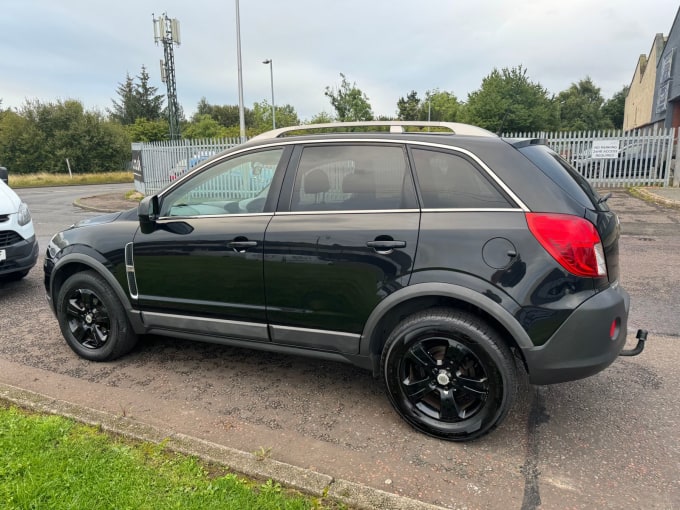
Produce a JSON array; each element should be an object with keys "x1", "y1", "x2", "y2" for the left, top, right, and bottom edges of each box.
[
  {"x1": 0, "y1": 406, "x2": 337, "y2": 510},
  {"x1": 9, "y1": 171, "x2": 134, "y2": 188}
]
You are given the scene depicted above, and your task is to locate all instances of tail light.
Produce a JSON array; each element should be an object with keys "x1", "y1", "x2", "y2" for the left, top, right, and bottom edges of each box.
[{"x1": 526, "y1": 213, "x2": 607, "y2": 278}]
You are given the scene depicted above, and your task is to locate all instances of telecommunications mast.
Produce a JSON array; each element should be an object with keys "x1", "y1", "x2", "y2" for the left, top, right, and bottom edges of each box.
[{"x1": 153, "y1": 13, "x2": 181, "y2": 140}]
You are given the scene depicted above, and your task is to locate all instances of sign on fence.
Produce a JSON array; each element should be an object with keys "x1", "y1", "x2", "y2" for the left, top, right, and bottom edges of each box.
[
  {"x1": 503, "y1": 127, "x2": 675, "y2": 187},
  {"x1": 591, "y1": 140, "x2": 620, "y2": 159}
]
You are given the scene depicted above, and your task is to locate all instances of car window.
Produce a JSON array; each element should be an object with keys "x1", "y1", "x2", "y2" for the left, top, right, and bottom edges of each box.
[
  {"x1": 518, "y1": 144, "x2": 607, "y2": 211},
  {"x1": 411, "y1": 148, "x2": 512, "y2": 209},
  {"x1": 159, "y1": 148, "x2": 284, "y2": 217},
  {"x1": 290, "y1": 145, "x2": 416, "y2": 211}
]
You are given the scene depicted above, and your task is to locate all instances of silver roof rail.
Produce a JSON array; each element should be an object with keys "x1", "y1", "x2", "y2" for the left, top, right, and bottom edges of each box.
[{"x1": 249, "y1": 121, "x2": 497, "y2": 141}]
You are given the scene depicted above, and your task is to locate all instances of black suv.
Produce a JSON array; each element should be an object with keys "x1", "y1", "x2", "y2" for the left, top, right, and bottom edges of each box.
[{"x1": 44, "y1": 122, "x2": 645, "y2": 441}]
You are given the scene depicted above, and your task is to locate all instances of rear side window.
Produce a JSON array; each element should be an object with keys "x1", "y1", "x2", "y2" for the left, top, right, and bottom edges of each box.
[
  {"x1": 518, "y1": 144, "x2": 606, "y2": 211},
  {"x1": 411, "y1": 148, "x2": 512, "y2": 209},
  {"x1": 290, "y1": 145, "x2": 417, "y2": 211}
]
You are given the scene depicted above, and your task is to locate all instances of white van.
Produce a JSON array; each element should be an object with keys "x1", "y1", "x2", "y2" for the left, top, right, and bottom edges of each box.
[{"x1": 0, "y1": 180, "x2": 38, "y2": 280}]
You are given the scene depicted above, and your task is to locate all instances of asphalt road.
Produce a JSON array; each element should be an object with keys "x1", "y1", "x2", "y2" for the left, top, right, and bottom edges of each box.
[{"x1": 0, "y1": 185, "x2": 678, "y2": 509}]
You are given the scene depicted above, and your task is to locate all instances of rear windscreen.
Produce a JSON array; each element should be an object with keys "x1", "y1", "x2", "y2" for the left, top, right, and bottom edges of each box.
[{"x1": 518, "y1": 144, "x2": 608, "y2": 212}]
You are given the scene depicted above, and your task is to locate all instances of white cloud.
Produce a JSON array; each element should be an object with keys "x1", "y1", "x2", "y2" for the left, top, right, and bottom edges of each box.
[{"x1": 0, "y1": 0, "x2": 677, "y2": 120}]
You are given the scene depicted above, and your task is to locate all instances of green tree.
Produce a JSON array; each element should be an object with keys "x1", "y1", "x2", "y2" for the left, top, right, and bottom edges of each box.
[
  {"x1": 135, "y1": 65, "x2": 165, "y2": 121},
  {"x1": 324, "y1": 73, "x2": 373, "y2": 121},
  {"x1": 109, "y1": 73, "x2": 138, "y2": 125},
  {"x1": 0, "y1": 110, "x2": 45, "y2": 173},
  {"x1": 109, "y1": 67, "x2": 166, "y2": 125},
  {"x1": 306, "y1": 111, "x2": 335, "y2": 124},
  {"x1": 397, "y1": 90, "x2": 421, "y2": 120},
  {"x1": 557, "y1": 77, "x2": 612, "y2": 131},
  {"x1": 2, "y1": 99, "x2": 130, "y2": 174},
  {"x1": 182, "y1": 114, "x2": 229, "y2": 139},
  {"x1": 127, "y1": 117, "x2": 169, "y2": 142},
  {"x1": 251, "y1": 100, "x2": 299, "y2": 132},
  {"x1": 193, "y1": 98, "x2": 254, "y2": 128},
  {"x1": 464, "y1": 65, "x2": 558, "y2": 133},
  {"x1": 601, "y1": 85, "x2": 629, "y2": 130},
  {"x1": 423, "y1": 89, "x2": 460, "y2": 122}
]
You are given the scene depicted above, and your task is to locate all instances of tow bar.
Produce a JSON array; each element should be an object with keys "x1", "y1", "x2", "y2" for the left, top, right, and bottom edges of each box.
[{"x1": 619, "y1": 329, "x2": 648, "y2": 356}]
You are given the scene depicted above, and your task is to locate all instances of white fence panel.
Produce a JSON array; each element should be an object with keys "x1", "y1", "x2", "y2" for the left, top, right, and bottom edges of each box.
[
  {"x1": 503, "y1": 129, "x2": 675, "y2": 188},
  {"x1": 133, "y1": 138, "x2": 243, "y2": 195}
]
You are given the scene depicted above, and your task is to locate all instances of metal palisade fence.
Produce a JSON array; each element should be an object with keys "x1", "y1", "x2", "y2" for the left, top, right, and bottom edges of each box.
[
  {"x1": 132, "y1": 129, "x2": 677, "y2": 195},
  {"x1": 132, "y1": 137, "x2": 243, "y2": 195},
  {"x1": 503, "y1": 128, "x2": 676, "y2": 188}
]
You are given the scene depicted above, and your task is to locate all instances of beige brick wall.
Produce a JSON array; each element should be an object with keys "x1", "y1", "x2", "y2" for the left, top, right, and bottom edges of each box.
[{"x1": 624, "y1": 34, "x2": 666, "y2": 131}]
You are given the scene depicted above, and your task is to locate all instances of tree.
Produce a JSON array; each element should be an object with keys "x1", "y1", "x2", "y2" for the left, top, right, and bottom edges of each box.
[
  {"x1": 557, "y1": 77, "x2": 612, "y2": 131},
  {"x1": 109, "y1": 66, "x2": 166, "y2": 125},
  {"x1": 464, "y1": 65, "x2": 558, "y2": 133},
  {"x1": 307, "y1": 111, "x2": 335, "y2": 124},
  {"x1": 193, "y1": 98, "x2": 254, "y2": 128},
  {"x1": 324, "y1": 73, "x2": 373, "y2": 121},
  {"x1": 423, "y1": 89, "x2": 460, "y2": 122},
  {"x1": 108, "y1": 73, "x2": 137, "y2": 125},
  {"x1": 0, "y1": 110, "x2": 45, "y2": 173},
  {"x1": 397, "y1": 90, "x2": 421, "y2": 120},
  {"x1": 601, "y1": 85, "x2": 629, "y2": 130},
  {"x1": 127, "y1": 118, "x2": 169, "y2": 142},
  {"x1": 2, "y1": 99, "x2": 129, "y2": 173},
  {"x1": 135, "y1": 66, "x2": 165, "y2": 121},
  {"x1": 251, "y1": 100, "x2": 299, "y2": 132},
  {"x1": 182, "y1": 114, "x2": 229, "y2": 139}
]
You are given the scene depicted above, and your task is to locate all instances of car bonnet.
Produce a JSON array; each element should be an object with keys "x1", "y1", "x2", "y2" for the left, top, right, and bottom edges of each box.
[{"x1": 0, "y1": 181, "x2": 21, "y2": 216}]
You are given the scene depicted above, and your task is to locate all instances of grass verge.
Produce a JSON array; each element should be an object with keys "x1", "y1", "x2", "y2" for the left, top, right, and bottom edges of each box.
[
  {"x1": 9, "y1": 171, "x2": 134, "y2": 188},
  {"x1": 0, "y1": 405, "x2": 339, "y2": 510}
]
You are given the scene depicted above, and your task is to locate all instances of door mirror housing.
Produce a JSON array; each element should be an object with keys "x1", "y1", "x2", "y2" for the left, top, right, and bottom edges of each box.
[{"x1": 138, "y1": 195, "x2": 159, "y2": 233}]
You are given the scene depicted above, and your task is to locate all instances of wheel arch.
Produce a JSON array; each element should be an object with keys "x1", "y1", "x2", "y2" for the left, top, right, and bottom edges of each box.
[
  {"x1": 50, "y1": 253, "x2": 145, "y2": 334},
  {"x1": 360, "y1": 282, "x2": 532, "y2": 377}
]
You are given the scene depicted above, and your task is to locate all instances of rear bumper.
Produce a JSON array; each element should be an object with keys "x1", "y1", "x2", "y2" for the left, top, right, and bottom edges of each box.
[
  {"x1": 523, "y1": 284, "x2": 630, "y2": 385},
  {"x1": 0, "y1": 235, "x2": 38, "y2": 276}
]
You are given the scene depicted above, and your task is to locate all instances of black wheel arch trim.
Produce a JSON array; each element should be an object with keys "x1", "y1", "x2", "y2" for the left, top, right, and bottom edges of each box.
[
  {"x1": 360, "y1": 282, "x2": 533, "y2": 374},
  {"x1": 49, "y1": 252, "x2": 145, "y2": 334}
]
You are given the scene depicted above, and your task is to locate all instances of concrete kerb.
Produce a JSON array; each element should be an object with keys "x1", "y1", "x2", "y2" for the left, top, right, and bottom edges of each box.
[
  {"x1": 0, "y1": 383, "x2": 446, "y2": 510},
  {"x1": 72, "y1": 198, "x2": 116, "y2": 213},
  {"x1": 628, "y1": 187, "x2": 680, "y2": 209}
]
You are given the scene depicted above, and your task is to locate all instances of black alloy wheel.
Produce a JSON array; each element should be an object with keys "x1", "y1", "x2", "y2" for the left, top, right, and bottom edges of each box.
[
  {"x1": 400, "y1": 336, "x2": 489, "y2": 421},
  {"x1": 56, "y1": 271, "x2": 137, "y2": 361},
  {"x1": 64, "y1": 287, "x2": 111, "y2": 350},
  {"x1": 381, "y1": 308, "x2": 517, "y2": 441}
]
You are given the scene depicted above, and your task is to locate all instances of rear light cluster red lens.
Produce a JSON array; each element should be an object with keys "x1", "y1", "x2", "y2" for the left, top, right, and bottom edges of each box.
[{"x1": 526, "y1": 213, "x2": 607, "y2": 278}]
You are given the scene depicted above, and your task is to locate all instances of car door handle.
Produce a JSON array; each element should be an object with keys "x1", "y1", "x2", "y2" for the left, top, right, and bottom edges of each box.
[{"x1": 366, "y1": 240, "x2": 406, "y2": 253}]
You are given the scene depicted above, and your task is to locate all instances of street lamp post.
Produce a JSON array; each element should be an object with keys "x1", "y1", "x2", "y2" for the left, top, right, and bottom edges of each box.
[
  {"x1": 262, "y1": 59, "x2": 275, "y2": 130},
  {"x1": 235, "y1": 0, "x2": 246, "y2": 142}
]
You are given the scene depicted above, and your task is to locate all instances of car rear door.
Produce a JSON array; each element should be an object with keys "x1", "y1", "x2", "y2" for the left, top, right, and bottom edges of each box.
[{"x1": 263, "y1": 142, "x2": 420, "y2": 354}]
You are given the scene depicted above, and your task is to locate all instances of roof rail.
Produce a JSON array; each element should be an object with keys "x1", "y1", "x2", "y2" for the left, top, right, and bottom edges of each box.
[{"x1": 249, "y1": 121, "x2": 497, "y2": 141}]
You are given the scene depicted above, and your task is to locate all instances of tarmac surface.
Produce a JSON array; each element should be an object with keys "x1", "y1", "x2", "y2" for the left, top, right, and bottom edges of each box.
[{"x1": 3, "y1": 185, "x2": 680, "y2": 509}]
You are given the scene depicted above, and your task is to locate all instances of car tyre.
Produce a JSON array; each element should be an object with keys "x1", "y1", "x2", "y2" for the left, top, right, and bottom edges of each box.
[
  {"x1": 56, "y1": 271, "x2": 137, "y2": 361},
  {"x1": 381, "y1": 308, "x2": 517, "y2": 441}
]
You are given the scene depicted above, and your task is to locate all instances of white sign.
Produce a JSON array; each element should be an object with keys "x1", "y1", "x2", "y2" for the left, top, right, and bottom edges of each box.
[{"x1": 591, "y1": 140, "x2": 620, "y2": 159}]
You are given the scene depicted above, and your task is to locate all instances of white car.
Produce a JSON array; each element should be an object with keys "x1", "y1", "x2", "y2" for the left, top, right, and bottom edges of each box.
[{"x1": 0, "y1": 180, "x2": 38, "y2": 280}]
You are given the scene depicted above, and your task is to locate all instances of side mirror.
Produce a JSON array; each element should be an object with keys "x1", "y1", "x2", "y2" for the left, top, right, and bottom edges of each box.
[
  {"x1": 0, "y1": 167, "x2": 8, "y2": 185},
  {"x1": 138, "y1": 195, "x2": 159, "y2": 233}
]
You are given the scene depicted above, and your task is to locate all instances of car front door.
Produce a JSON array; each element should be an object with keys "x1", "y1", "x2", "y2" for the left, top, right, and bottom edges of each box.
[
  {"x1": 263, "y1": 143, "x2": 420, "y2": 354},
  {"x1": 132, "y1": 146, "x2": 289, "y2": 342}
]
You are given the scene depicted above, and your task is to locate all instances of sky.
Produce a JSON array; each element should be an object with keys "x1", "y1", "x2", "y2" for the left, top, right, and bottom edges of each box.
[{"x1": 1, "y1": 0, "x2": 678, "y2": 122}]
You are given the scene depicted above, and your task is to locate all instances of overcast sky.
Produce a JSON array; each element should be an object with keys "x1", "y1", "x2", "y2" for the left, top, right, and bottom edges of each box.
[{"x1": 1, "y1": 0, "x2": 678, "y2": 121}]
